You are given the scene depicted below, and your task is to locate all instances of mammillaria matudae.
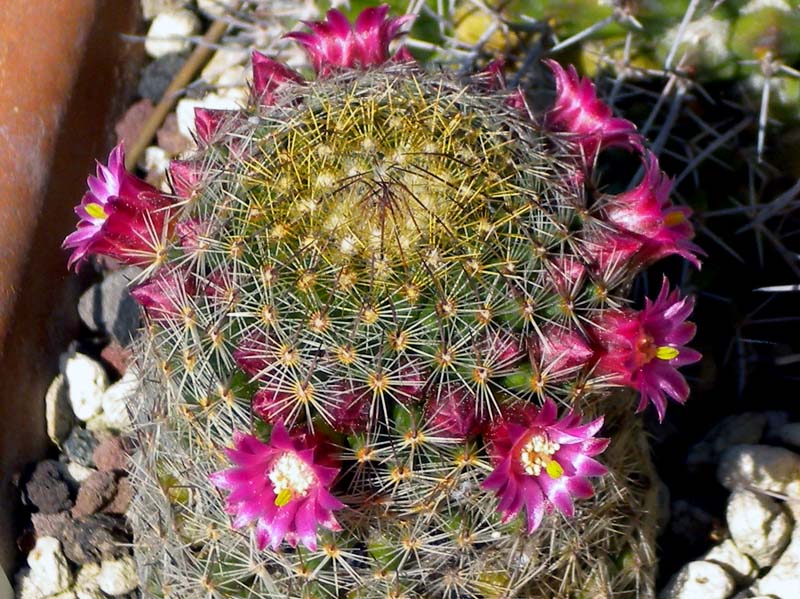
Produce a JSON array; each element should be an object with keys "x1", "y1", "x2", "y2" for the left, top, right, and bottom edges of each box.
[{"x1": 64, "y1": 5, "x2": 700, "y2": 597}]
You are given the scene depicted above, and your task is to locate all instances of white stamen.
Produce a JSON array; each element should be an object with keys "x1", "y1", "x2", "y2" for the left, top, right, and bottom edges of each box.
[
  {"x1": 520, "y1": 434, "x2": 560, "y2": 477},
  {"x1": 269, "y1": 452, "x2": 315, "y2": 498}
]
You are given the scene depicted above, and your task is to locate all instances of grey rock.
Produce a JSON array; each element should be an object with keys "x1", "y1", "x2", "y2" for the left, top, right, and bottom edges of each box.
[
  {"x1": 97, "y1": 556, "x2": 139, "y2": 595},
  {"x1": 778, "y1": 421, "x2": 800, "y2": 449},
  {"x1": 138, "y1": 53, "x2": 186, "y2": 103},
  {"x1": 63, "y1": 427, "x2": 99, "y2": 467},
  {"x1": 77, "y1": 267, "x2": 141, "y2": 345},
  {"x1": 60, "y1": 514, "x2": 129, "y2": 565},
  {"x1": 93, "y1": 436, "x2": 130, "y2": 472},
  {"x1": 687, "y1": 413, "x2": 767, "y2": 467},
  {"x1": 703, "y1": 539, "x2": 756, "y2": 584},
  {"x1": 718, "y1": 444, "x2": 800, "y2": 499},
  {"x1": 727, "y1": 489, "x2": 792, "y2": 567},
  {"x1": 23, "y1": 460, "x2": 73, "y2": 513},
  {"x1": 25, "y1": 537, "x2": 73, "y2": 596},
  {"x1": 45, "y1": 374, "x2": 74, "y2": 445},
  {"x1": 31, "y1": 511, "x2": 72, "y2": 539},
  {"x1": 660, "y1": 561, "x2": 735, "y2": 599},
  {"x1": 751, "y1": 527, "x2": 800, "y2": 598},
  {"x1": 72, "y1": 471, "x2": 118, "y2": 517}
]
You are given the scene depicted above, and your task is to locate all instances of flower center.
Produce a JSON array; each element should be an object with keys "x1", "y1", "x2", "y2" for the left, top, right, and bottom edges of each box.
[
  {"x1": 636, "y1": 333, "x2": 679, "y2": 365},
  {"x1": 663, "y1": 210, "x2": 685, "y2": 227},
  {"x1": 85, "y1": 202, "x2": 108, "y2": 220},
  {"x1": 520, "y1": 433, "x2": 563, "y2": 478},
  {"x1": 269, "y1": 452, "x2": 315, "y2": 506}
]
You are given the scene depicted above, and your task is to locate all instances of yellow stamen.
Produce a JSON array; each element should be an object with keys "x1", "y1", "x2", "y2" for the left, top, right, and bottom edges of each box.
[
  {"x1": 85, "y1": 203, "x2": 107, "y2": 220},
  {"x1": 664, "y1": 211, "x2": 685, "y2": 227},
  {"x1": 274, "y1": 488, "x2": 293, "y2": 507},
  {"x1": 656, "y1": 346, "x2": 679, "y2": 360},
  {"x1": 545, "y1": 460, "x2": 564, "y2": 479}
]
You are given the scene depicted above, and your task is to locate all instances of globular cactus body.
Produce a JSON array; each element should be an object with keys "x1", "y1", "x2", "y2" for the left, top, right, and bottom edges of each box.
[{"x1": 64, "y1": 6, "x2": 702, "y2": 598}]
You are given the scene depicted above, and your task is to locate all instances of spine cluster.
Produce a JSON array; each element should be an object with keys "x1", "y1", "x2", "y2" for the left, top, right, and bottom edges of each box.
[{"x1": 64, "y1": 5, "x2": 701, "y2": 598}]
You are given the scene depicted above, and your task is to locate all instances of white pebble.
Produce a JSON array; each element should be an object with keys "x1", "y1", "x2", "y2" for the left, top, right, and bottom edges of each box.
[
  {"x1": 62, "y1": 352, "x2": 108, "y2": 421},
  {"x1": 703, "y1": 539, "x2": 756, "y2": 583},
  {"x1": 99, "y1": 368, "x2": 138, "y2": 431},
  {"x1": 145, "y1": 10, "x2": 200, "y2": 58},
  {"x1": 45, "y1": 374, "x2": 74, "y2": 444},
  {"x1": 659, "y1": 561, "x2": 735, "y2": 599},
  {"x1": 66, "y1": 462, "x2": 96, "y2": 484},
  {"x1": 201, "y1": 47, "x2": 248, "y2": 84},
  {"x1": 97, "y1": 556, "x2": 139, "y2": 596},
  {"x1": 144, "y1": 146, "x2": 171, "y2": 177},
  {"x1": 75, "y1": 562, "x2": 104, "y2": 599},
  {"x1": 25, "y1": 537, "x2": 73, "y2": 597},
  {"x1": 718, "y1": 444, "x2": 800, "y2": 500},
  {"x1": 727, "y1": 489, "x2": 791, "y2": 567},
  {"x1": 197, "y1": 0, "x2": 238, "y2": 18},
  {"x1": 752, "y1": 527, "x2": 800, "y2": 597}
]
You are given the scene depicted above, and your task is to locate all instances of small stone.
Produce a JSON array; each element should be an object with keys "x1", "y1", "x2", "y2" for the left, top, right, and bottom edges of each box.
[
  {"x1": 30, "y1": 511, "x2": 72, "y2": 539},
  {"x1": 115, "y1": 99, "x2": 155, "y2": 149},
  {"x1": 156, "y1": 113, "x2": 192, "y2": 155},
  {"x1": 72, "y1": 471, "x2": 118, "y2": 518},
  {"x1": 99, "y1": 369, "x2": 138, "y2": 432},
  {"x1": 26, "y1": 537, "x2": 73, "y2": 596},
  {"x1": 659, "y1": 561, "x2": 735, "y2": 599},
  {"x1": 145, "y1": 145, "x2": 170, "y2": 178},
  {"x1": 23, "y1": 461, "x2": 73, "y2": 513},
  {"x1": 197, "y1": 0, "x2": 237, "y2": 18},
  {"x1": 62, "y1": 352, "x2": 109, "y2": 422},
  {"x1": 778, "y1": 421, "x2": 800, "y2": 448},
  {"x1": 145, "y1": 10, "x2": 200, "y2": 58},
  {"x1": 138, "y1": 52, "x2": 186, "y2": 103},
  {"x1": 93, "y1": 436, "x2": 130, "y2": 472},
  {"x1": 63, "y1": 427, "x2": 99, "y2": 467},
  {"x1": 751, "y1": 527, "x2": 800, "y2": 597},
  {"x1": 15, "y1": 568, "x2": 45, "y2": 599},
  {"x1": 59, "y1": 514, "x2": 129, "y2": 565},
  {"x1": 141, "y1": 0, "x2": 190, "y2": 20},
  {"x1": 201, "y1": 46, "x2": 248, "y2": 84},
  {"x1": 103, "y1": 476, "x2": 134, "y2": 515},
  {"x1": 727, "y1": 489, "x2": 792, "y2": 567},
  {"x1": 703, "y1": 539, "x2": 757, "y2": 583},
  {"x1": 688, "y1": 413, "x2": 767, "y2": 467},
  {"x1": 45, "y1": 374, "x2": 74, "y2": 445},
  {"x1": 75, "y1": 562, "x2": 103, "y2": 599},
  {"x1": 175, "y1": 93, "x2": 239, "y2": 140},
  {"x1": 718, "y1": 444, "x2": 800, "y2": 499},
  {"x1": 65, "y1": 462, "x2": 96, "y2": 484},
  {"x1": 100, "y1": 339, "x2": 133, "y2": 377},
  {"x1": 77, "y1": 267, "x2": 142, "y2": 346},
  {"x1": 97, "y1": 556, "x2": 139, "y2": 596}
]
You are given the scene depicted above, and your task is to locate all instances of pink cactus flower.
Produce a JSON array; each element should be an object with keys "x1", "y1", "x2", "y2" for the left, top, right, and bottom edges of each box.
[
  {"x1": 251, "y1": 51, "x2": 305, "y2": 106},
  {"x1": 424, "y1": 383, "x2": 483, "y2": 439},
  {"x1": 529, "y1": 326, "x2": 594, "y2": 380},
  {"x1": 285, "y1": 5, "x2": 413, "y2": 76},
  {"x1": 130, "y1": 268, "x2": 196, "y2": 321},
  {"x1": 168, "y1": 160, "x2": 201, "y2": 198},
  {"x1": 63, "y1": 143, "x2": 175, "y2": 269},
  {"x1": 483, "y1": 400, "x2": 608, "y2": 532},
  {"x1": 543, "y1": 60, "x2": 642, "y2": 160},
  {"x1": 193, "y1": 108, "x2": 230, "y2": 144},
  {"x1": 330, "y1": 382, "x2": 371, "y2": 433},
  {"x1": 602, "y1": 151, "x2": 702, "y2": 268},
  {"x1": 592, "y1": 279, "x2": 702, "y2": 421},
  {"x1": 252, "y1": 387, "x2": 294, "y2": 424},
  {"x1": 210, "y1": 423, "x2": 344, "y2": 551}
]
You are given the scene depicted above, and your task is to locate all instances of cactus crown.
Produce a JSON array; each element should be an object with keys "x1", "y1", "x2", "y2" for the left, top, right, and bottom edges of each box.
[{"x1": 65, "y1": 6, "x2": 701, "y2": 598}]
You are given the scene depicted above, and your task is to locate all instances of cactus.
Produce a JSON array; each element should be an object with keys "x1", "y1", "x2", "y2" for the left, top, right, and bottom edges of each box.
[{"x1": 63, "y1": 5, "x2": 702, "y2": 598}]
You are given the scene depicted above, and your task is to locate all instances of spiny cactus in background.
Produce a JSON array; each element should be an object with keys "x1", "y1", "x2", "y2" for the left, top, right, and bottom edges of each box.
[{"x1": 64, "y1": 5, "x2": 702, "y2": 597}]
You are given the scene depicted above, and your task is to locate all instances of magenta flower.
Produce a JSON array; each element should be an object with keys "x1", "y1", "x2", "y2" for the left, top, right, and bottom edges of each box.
[
  {"x1": 602, "y1": 151, "x2": 702, "y2": 268},
  {"x1": 251, "y1": 51, "x2": 304, "y2": 106},
  {"x1": 543, "y1": 60, "x2": 642, "y2": 160},
  {"x1": 592, "y1": 279, "x2": 701, "y2": 421},
  {"x1": 168, "y1": 160, "x2": 201, "y2": 198},
  {"x1": 63, "y1": 143, "x2": 176, "y2": 269},
  {"x1": 210, "y1": 423, "x2": 344, "y2": 551},
  {"x1": 285, "y1": 5, "x2": 413, "y2": 76},
  {"x1": 129, "y1": 268, "x2": 196, "y2": 321},
  {"x1": 483, "y1": 400, "x2": 608, "y2": 532},
  {"x1": 530, "y1": 326, "x2": 594, "y2": 380}
]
